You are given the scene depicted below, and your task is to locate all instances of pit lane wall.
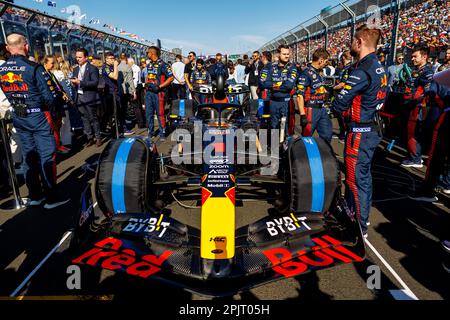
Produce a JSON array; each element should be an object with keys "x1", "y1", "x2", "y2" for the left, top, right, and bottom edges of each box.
[
  {"x1": 259, "y1": 0, "x2": 433, "y2": 66},
  {"x1": 0, "y1": 0, "x2": 177, "y2": 65}
]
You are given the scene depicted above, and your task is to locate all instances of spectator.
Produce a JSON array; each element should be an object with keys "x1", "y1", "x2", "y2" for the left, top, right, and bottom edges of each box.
[
  {"x1": 118, "y1": 53, "x2": 136, "y2": 136},
  {"x1": 438, "y1": 48, "x2": 450, "y2": 72},
  {"x1": 0, "y1": 43, "x2": 21, "y2": 165},
  {"x1": 43, "y1": 55, "x2": 70, "y2": 154},
  {"x1": 128, "y1": 57, "x2": 146, "y2": 129},
  {"x1": 245, "y1": 51, "x2": 264, "y2": 100},
  {"x1": 71, "y1": 48, "x2": 102, "y2": 147},
  {"x1": 235, "y1": 59, "x2": 246, "y2": 84},
  {"x1": 184, "y1": 51, "x2": 197, "y2": 96},
  {"x1": 227, "y1": 61, "x2": 237, "y2": 85},
  {"x1": 388, "y1": 54, "x2": 405, "y2": 90},
  {"x1": 49, "y1": 56, "x2": 75, "y2": 151},
  {"x1": 171, "y1": 54, "x2": 186, "y2": 100},
  {"x1": 102, "y1": 52, "x2": 120, "y2": 138},
  {"x1": 0, "y1": 43, "x2": 17, "y2": 195}
]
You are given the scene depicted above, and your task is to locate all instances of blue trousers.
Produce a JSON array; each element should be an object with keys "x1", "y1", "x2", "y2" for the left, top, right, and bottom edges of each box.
[
  {"x1": 344, "y1": 131, "x2": 382, "y2": 233},
  {"x1": 270, "y1": 100, "x2": 289, "y2": 132},
  {"x1": 145, "y1": 91, "x2": 166, "y2": 137},
  {"x1": 13, "y1": 112, "x2": 57, "y2": 201},
  {"x1": 302, "y1": 107, "x2": 333, "y2": 143}
]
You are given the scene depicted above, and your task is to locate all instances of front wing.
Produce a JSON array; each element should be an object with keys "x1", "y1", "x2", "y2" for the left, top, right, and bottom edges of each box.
[{"x1": 71, "y1": 187, "x2": 365, "y2": 297}]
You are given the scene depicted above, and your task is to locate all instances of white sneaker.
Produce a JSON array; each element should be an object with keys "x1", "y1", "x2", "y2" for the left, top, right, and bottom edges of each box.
[
  {"x1": 363, "y1": 233, "x2": 369, "y2": 239},
  {"x1": 443, "y1": 189, "x2": 450, "y2": 195},
  {"x1": 366, "y1": 221, "x2": 371, "y2": 226},
  {"x1": 44, "y1": 198, "x2": 71, "y2": 210},
  {"x1": 28, "y1": 198, "x2": 45, "y2": 207}
]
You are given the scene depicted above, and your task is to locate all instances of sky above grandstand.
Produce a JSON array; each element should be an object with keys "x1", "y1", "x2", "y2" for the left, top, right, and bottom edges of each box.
[{"x1": 16, "y1": 0, "x2": 339, "y2": 55}]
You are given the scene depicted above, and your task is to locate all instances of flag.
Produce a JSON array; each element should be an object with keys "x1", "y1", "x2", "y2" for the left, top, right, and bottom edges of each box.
[{"x1": 47, "y1": 1, "x2": 56, "y2": 7}]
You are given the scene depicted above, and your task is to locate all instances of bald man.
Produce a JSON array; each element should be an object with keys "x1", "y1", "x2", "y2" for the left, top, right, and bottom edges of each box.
[{"x1": 0, "y1": 33, "x2": 70, "y2": 209}]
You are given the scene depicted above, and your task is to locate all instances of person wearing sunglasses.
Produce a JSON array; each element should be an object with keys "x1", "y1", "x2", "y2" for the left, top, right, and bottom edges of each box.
[
  {"x1": 184, "y1": 51, "x2": 196, "y2": 97},
  {"x1": 387, "y1": 54, "x2": 405, "y2": 93}
]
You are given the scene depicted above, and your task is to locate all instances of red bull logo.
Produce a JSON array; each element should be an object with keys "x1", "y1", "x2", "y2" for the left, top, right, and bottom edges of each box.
[
  {"x1": 316, "y1": 86, "x2": 327, "y2": 94},
  {"x1": 1, "y1": 72, "x2": 23, "y2": 84},
  {"x1": 381, "y1": 75, "x2": 388, "y2": 87}
]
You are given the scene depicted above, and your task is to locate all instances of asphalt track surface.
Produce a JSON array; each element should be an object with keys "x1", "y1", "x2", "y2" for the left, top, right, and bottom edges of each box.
[{"x1": 0, "y1": 120, "x2": 449, "y2": 301}]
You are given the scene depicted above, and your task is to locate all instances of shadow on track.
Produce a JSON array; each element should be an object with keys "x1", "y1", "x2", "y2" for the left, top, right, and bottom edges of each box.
[
  {"x1": 0, "y1": 153, "x2": 100, "y2": 297},
  {"x1": 370, "y1": 148, "x2": 450, "y2": 299}
]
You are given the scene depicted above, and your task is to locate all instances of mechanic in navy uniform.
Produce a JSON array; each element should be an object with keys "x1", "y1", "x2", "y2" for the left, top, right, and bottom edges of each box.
[
  {"x1": 296, "y1": 48, "x2": 333, "y2": 143},
  {"x1": 410, "y1": 71, "x2": 450, "y2": 202},
  {"x1": 208, "y1": 53, "x2": 229, "y2": 83},
  {"x1": 141, "y1": 46, "x2": 174, "y2": 141},
  {"x1": 188, "y1": 58, "x2": 211, "y2": 105},
  {"x1": 0, "y1": 33, "x2": 70, "y2": 209},
  {"x1": 332, "y1": 25, "x2": 388, "y2": 237},
  {"x1": 333, "y1": 50, "x2": 354, "y2": 141},
  {"x1": 259, "y1": 44, "x2": 298, "y2": 131},
  {"x1": 401, "y1": 45, "x2": 434, "y2": 169}
]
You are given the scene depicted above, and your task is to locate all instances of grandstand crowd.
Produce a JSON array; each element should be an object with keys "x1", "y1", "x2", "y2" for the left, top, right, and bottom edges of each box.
[{"x1": 297, "y1": 0, "x2": 449, "y2": 62}]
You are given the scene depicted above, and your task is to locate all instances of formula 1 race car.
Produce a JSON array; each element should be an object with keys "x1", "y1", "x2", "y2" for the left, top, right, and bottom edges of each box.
[{"x1": 70, "y1": 76, "x2": 365, "y2": 297}]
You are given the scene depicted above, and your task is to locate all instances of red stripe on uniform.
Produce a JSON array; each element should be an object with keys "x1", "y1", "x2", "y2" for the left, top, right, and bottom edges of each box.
[
  {"x1": 425, "y1": 112, "x2": 447, "y2": 181},
  {"x1": 44, "y1": 111, "x2": 58, "y2": 184},
  {"x1": 158, "y1": 92, "x2": 166, "y2": 129},
  {"x1": 44, "y1": 111, "x2": 61, "y2": 148},
  {"x1": 345, "y1": 133, "x2": 362, "y2": 219},
  {"x1": 351, "y1": 96, "x2": 362, "y2": 123},
  {"x1": 407, "y1": 107, "x2": 420, "y2": 156}
]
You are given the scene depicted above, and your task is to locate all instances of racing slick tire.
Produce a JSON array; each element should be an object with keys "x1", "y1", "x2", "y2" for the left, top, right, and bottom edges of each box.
[
  {"x1": 95, "y1": 138, "x2": 159, "y2": 215},
  {"x1": 288, "y1": 137, "x2": 339, "y2": 214}
]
